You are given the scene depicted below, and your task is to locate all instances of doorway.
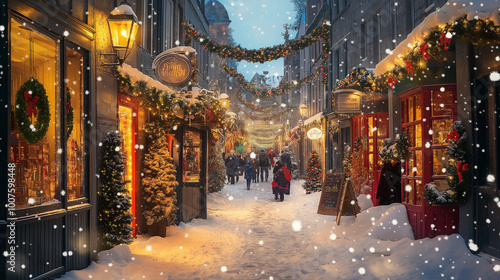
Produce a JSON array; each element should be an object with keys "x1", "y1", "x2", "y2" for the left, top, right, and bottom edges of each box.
[{"x1": 118, "y1": 94, "x2": 139, "y2": 235}]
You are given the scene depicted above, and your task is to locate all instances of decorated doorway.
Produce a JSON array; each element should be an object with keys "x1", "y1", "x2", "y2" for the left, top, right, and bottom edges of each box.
[{"x1": 118, "y1": 94, "x2": 139, "y2": 235}]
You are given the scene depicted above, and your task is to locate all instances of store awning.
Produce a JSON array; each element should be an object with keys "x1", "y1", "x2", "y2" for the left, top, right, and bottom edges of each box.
[
  {"x1": 304, "y1": 112, "x2": 324, "y2": 127},
  {"x1": 118, "y1": 63, "x2": 177, "y2": 94},
  {"x1": 375, "y1": 0, "x2": 499, "y2": 76}
]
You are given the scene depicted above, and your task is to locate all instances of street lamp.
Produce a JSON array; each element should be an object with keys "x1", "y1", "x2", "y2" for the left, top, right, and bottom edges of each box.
[
  {"x1": 219, "y1": 93, "x2": 230, "y2": 110},
  {"x1": 299, "y1": 103, "x2": 308, "y2": 117},
  {"x1": 103, "y1": 1, "x2": 140, "y2": 66}
]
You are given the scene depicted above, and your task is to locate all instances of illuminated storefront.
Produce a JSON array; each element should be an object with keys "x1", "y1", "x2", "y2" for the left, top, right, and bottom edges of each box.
[{"x1": 399, "y1": 85, "x2": 458, "y2": 239}]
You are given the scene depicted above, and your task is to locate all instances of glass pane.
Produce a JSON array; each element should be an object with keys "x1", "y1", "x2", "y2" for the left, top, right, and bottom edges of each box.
[
  {"x1": 377, "y1": 139, "x2": 384, "y2": 166},
  {"x1": 415, "y1": 95, "x2": 422, "y2": 121},
  {"x1": 10, "y1": 18, "x2": 61, "y2": 208},
  {"x1": 432, "y1": 90, "x2": 454, "y2": 117},
  {"x1": 432, "y1": 119, "x2": 454, "y2": 145},
  {"x1": 119, "y1": 105, "x2": 134, "y2": 205},
  {"x1": 408, "y1": 180, "x2": 415, "y2": 204},
  {"x1": 408, "y1": 150, "x2": 414, "y2": 176},
  {"x1": 369, "y1": 153, "x2": 373, "y2": 176},
  {"x1": 183, "y1": 130, "x2": 201, "y2": 182},
  {"x1": 433, "y1": 149, "x2": 449, "y2": 176},
  {"x1": 402, "y1": 100, "x2": 407, "y2": 124},
  {"x1": 415, "y1": 180, "x2": 423, "y2": 205},
  {"x1": 415, "y1": 124, "x2": 422, "y2": 147},
  {"x1": 408, "y1": 125, "x2": 415, "y2": 147},
  {"x1": 66, "y1": 47, "x2": 85, "y2": 200},
  {"x1": 368, "y1": 138, "x2": 373, "y2": 152},
  {"x1": 415, "y1": 150, "x2": 422, "y2": 176},
  {"x1": 368, "y1": 117, "x2": 374, "y2": 136},
  {"x1": 377, "y1": 117, "x2": 388, "y2": 137},
  {"x1": 408, "y1": 97, "x2": 414, "y2": 123}
]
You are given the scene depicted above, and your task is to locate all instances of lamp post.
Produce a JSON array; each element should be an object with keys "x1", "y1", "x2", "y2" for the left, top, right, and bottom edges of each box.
[
  {"x1": 102, "y1": 1, "x2": 140, "y2": 66},
  {"x1": 299, "y1": 103, "x2": 308, "y2": 177}
]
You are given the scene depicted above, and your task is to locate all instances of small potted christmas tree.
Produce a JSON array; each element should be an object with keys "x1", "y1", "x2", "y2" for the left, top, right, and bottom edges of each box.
[{"x1": 303, "y1": 151, "x2": 323, "y2": 194}]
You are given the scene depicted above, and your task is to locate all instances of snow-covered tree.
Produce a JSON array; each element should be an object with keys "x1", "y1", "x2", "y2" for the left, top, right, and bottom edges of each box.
[
  {"x1": 303, "y1": 151, "x2": 322, "y2": 194},
  {"x1": 98, "y1": 131, "x2": 133, "y2": 250},
  {"x1": 208, "y1": 132, "x2": 226, "y2": 193},
  {"x1": 142, "y1": 126, "x2": 178, "y2": 227}
]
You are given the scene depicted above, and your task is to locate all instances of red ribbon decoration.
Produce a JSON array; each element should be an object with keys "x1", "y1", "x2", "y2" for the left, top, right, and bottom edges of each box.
[
  {"x1": 24, "y1": 90, "x2": 39, "y2": 118},
  {"x1": 457, "y1": 161, "x2": 468, "y2": 181},
  {"x1": 439, "y1": 33, "x2": 452, "y2": 51},
  {"x1": 446, "y1": 127, "x2": 459, "y2": 142},
  {"x1": 387, "y1": 77, "x2": 398, "y2": 89},
  {"x1": 419, "y1": 43, "x2": 431, "y2": 60},
  {"x1": 406, "y1": 61, "x2": 414, "y2": 76}
]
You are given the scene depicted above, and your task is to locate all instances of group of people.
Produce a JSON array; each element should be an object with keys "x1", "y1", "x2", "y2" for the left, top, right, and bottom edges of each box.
[{"x1": 223, "y1": 148, "x2": 293, "y2": 201}]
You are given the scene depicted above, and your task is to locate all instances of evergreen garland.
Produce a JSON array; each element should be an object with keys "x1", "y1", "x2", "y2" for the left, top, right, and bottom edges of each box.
[
  {"x1": 424, "y1": 121, "x2": 468, "y2": 205},
  {"x1": 208, "y1": 132, "x2": 226, "y2": 193},
  {"x1": 343, "y1": 145, "x2": 352, "y2": 178},
  {"x1": 379, "y1": 138, "x2": 398, "y2": 164},
  {"x1": 142, "y1": 123, "x2": 179, "y2": 227},
  {"x1": 302, "y1": 151, "x2": 323, "y2": 194},
  {"x1": 395, "y1": 131, "x2": 409, "y2": 162},
  {"x1": 98, "y1": 131, "x2": 133, "y2": 250}
]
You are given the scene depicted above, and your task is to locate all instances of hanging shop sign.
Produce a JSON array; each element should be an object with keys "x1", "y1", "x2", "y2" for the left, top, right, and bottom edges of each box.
[
  {"x1": 333, "y1": 89, "x2": 362, "y2": 114},
  {"x1": 153, "y1": 52, "x2": 193, "y2": 86},
  {"x1": 307, "y1": 127, "x2": 323, "y2": 140}
]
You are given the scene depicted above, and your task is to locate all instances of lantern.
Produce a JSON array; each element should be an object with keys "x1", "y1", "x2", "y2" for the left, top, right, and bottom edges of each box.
[{"x1": 107, "y1": 1, "x2": 140, "y2": 66}]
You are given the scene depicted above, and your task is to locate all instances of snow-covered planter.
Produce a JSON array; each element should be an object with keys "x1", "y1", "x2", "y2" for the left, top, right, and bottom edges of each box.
[{"x1": 423, "y1": 182, "x2": 455, "y2": 205}]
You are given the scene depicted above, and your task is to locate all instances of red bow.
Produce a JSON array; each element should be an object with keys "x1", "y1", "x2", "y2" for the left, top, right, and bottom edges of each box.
[
  {"x1": 439, "y1": 33, "x2": 452, "y2": 51},
  {"x1": 24, "y1": 90, "x2": 39, "y2": 118},
  {"x1": 406, "y1": 61, "x2": 414, "y2": 76},
  {"x1": 446, "y1": 128, "x2": 459, "y2": 142},
  {"x1": 66, "y1": 100, "x2": 71, "y2": 114},
  {"x1": 419, "y1": 43, "x2": 431, "y2": 60},
  {"x1": 387, "y1": 77, "x2": 398, "y2": 89},
  {"x1": 457, "y1": 161, "x2": 468, "y2": 181}
]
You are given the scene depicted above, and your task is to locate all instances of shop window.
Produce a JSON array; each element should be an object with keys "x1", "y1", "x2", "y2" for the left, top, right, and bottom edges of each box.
[
  {"x1": 432, "y1": 149, "x2": 448, "y2": 176},
  {"x1": 432, "y1": 90, "x2": 453, "y2": 117},
  {"x1": 183, "y1": 130, "x2": 201, "y2": 182},
  {"x1": 432, "y1": 119, "x2": 454, "y2": 145},
  {"x1": 10, "y1": 18, "x2": 61, "y2": 208},
  {"x1": 66, "y1": 46, "x2": 85, "y2": 200}
]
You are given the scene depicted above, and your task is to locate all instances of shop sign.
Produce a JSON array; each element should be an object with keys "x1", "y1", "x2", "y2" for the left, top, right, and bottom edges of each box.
[
  {"x1": 153, "y1": 53, "x2": 193, "y2": 86},
  {"x1": 307, "y1": 127, "x2": 323, "y2": 140},
  {"x1": 333, "y1": 90, "x2": 362, "y2": 114}
]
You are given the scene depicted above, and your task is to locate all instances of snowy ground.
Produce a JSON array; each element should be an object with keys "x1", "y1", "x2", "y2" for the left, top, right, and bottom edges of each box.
[{"x1": 59, "y1": 179, "x2": 500, "y2": 280}]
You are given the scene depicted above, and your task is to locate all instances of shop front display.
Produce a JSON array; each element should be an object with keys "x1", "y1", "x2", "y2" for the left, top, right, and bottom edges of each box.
[
  {"x1": 351, "y1": 113, "x2": 389, "y2": 204},
  {"x1": 400, "y1": 85, "x2": 458, "y2": 239},
  {"x1": 3, "y1": 13, "x2": 91, "y2": 280}
]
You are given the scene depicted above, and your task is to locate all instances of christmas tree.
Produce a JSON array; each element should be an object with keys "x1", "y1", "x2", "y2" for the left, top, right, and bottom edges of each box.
[
  {"x1": 343, "y1": 145, "x2": 352, "y2": 178},
  {"x1": 303, "y1": 151, "x2": 323, "y2": 194},
  {"x1": 208, "y1": 132, "x2": 226, "y2": 193},
  {"x1": 395, "y1": 131, "x2": 409, "y2": 162},
  {"x1": 98, "y1": 131, "x2": 133, "y2": 250},
  {"x1": 142, "y1": 126, "x2": 179, "y2": 228},
  {"x1": 350, "y1": 137, "x2": 369, "y2": 196}
]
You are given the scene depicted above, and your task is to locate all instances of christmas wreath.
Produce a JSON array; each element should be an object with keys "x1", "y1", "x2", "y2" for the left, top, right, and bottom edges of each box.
[
  {"x1": 66, "y1": 87, "x2": 74, "y2": 137},
  {"x1": 15, "y1": 79, "x2": 51, "y2": 144},
  {"x1": 424, "y1": 121, "x2": 468, "y2": 205}
]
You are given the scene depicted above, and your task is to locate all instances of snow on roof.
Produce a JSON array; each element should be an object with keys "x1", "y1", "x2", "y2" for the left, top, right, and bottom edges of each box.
[
  {"x1": 375, "y1": 0, "x2": 500, "y2": 75},
  {"x1": 304, "y1": 112, "x2": 323, "y2": 126},
  {"x1": 118, "y1": 63, "x2": 177, "y2": 94}
]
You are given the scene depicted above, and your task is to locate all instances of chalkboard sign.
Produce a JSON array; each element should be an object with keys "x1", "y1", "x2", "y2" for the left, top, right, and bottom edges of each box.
[
  {"x1": 317, "y1": 173, "x2": 344, "y2": 216},
  {"x1": 336, "y1": 179, "x2": 360, "y2": 225}
]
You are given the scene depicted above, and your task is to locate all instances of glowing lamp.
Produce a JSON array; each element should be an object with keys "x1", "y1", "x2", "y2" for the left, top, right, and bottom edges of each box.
[
  {"x1": 219, "y1": 93, "x2": 230, "y2": 110},
  {"x1": 299, "y1": 103, "x2": 308, "y2": 116},
  {"x1": 107, "y1": 1, "x2": 139, "y2": 66}
]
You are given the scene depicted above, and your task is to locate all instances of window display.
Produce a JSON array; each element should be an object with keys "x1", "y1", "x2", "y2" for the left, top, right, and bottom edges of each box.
[
  {"x1": 183, "y1": 130, "x2": 201, "y2": 182},
  {"x1": 66, "y1": 47, "x2": 85, "y2": 200},
  {"x1": 10, "y1": 18, "x2": 61, "y2": 208}
]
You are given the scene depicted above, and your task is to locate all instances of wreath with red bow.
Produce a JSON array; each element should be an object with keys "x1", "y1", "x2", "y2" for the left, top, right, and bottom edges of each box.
[{"x1": 15, "y1": 79, "x2": 51, "y2": 144}]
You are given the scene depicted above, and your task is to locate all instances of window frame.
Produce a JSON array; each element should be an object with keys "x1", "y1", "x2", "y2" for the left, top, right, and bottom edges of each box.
[{"x1": 8, "y1": 14, "x2": 90, "y2": 215}]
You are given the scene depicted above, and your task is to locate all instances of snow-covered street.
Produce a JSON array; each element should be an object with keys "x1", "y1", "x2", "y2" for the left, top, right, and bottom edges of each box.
[{"x1": 59, "y1": 179, "x2": 499, "y2": 279}]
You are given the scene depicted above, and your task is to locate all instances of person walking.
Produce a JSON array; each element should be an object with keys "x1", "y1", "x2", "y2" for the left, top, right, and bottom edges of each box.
[
  {"x1": 244, "y1": 160, "x2": 253, "y2": 190},
  {"x1": 258, "y1": 148, "x2": 271, "y2": 182},
  {"x1": 272, "y1": 161, "x2": 291, "y2": 201},
  {"x1": 225, "y1": 153, "x2": 239, "y2": 184},
  {"x1": 250, "y1": 157, "x2": 259, "y2": 183},
  {"x1": 280, "y1": 150, "x2": 292, "y2": 173}
]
